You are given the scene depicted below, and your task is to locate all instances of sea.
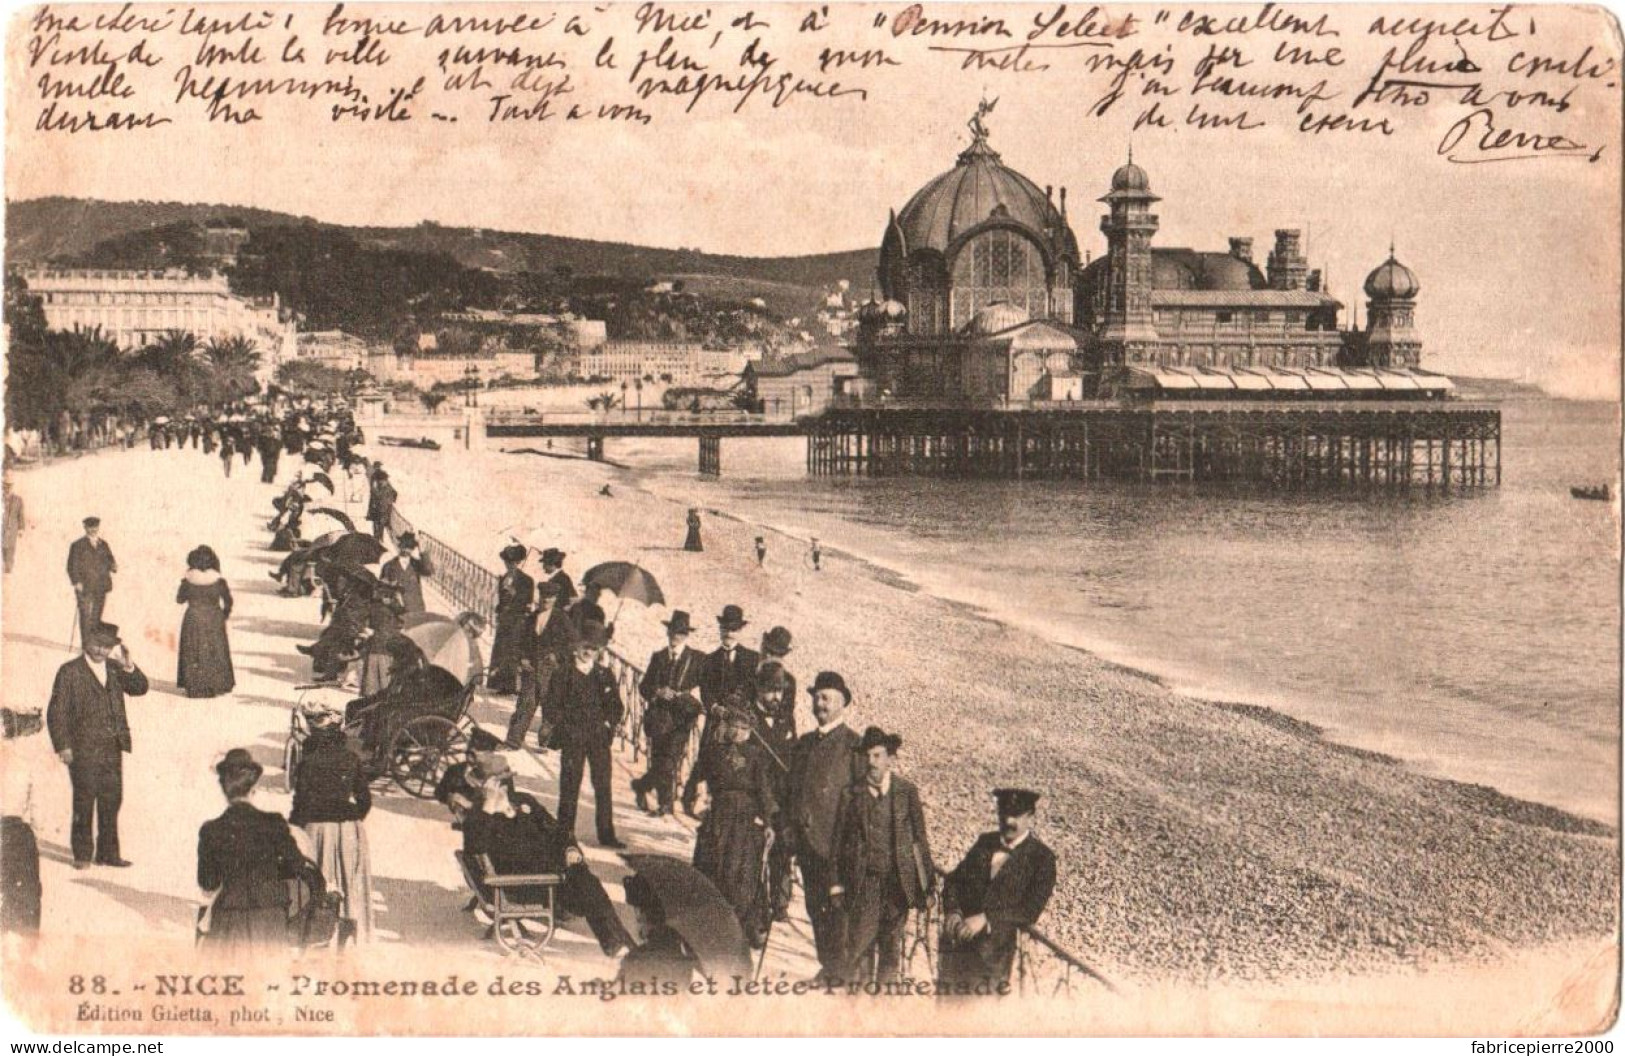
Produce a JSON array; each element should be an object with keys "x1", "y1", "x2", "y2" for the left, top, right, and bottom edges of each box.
[{"x1": 602, "y1": 394, "x2": 1620, "y2": 823}]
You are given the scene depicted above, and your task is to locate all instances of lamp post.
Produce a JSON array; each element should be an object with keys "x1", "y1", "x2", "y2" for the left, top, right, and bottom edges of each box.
[
  {"x1": 635, "y1": 378, "x2": 644, "y2": 421},
  {"x1": 620, "y1": 380, "x2": 628, "y2": 419}
]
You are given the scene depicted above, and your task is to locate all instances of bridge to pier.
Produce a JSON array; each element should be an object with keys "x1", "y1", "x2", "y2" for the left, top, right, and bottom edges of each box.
[{"x1": 482, "y1": 410, "x2": 809, "y2": 475}]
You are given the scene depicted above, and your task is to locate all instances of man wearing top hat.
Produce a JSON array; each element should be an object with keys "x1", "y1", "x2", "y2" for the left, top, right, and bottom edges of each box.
[
  {"x1": 787, "y1": 671, "x2": 865, "y2": 980},
  {"x1": 937, "y1": 788, "x2": 1058, "y2": 994},
  {"x1": 538, "y1": 548, "x2": 577, "y2": 610},
  {"x1": 67, "y1": 517, "x2": 117, "y2": 644},
  {"x1": 46, "y1": 622, "x2": 149, "y2": 869},
  {"x1": 830, "y1": 726, "x2": 936, "y2": 984},
  {"x1": 631, "y1": 610, "x2": 704, "y2": 816},
  {"x1": 379, "y1": 532, "x2": 433, "y2": 617},
  {"x1": 702, "y1": 605, "x2": 759, "y2": 720},
  {"x1": 541, "y1": 621, "x2": 626, "y2": 849}
]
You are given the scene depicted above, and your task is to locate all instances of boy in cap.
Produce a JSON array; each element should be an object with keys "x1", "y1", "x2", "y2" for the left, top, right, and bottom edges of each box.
[
  {"x1": 67, "y1": 516, "x2": 117, "y2": 644},
  {"x1": 937, "y1": 788, "x2": 1058, "y2": 994},
  {"x1": 46, "y1": 622, "x2": 148, "y2": 869}
]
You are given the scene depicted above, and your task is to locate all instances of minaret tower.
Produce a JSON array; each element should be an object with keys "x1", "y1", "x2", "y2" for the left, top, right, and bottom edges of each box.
[
  {"x1": 1364, "y1": 245, "x2": 1422, "y2": 368},
  {"x1": 1098, "y1": 147, "x2": 1160, "y2": 366}
]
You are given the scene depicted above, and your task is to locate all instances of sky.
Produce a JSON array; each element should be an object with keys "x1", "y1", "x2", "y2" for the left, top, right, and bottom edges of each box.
[{"x1": 6, "y1": 1, "x2": 1622, "y2": 398}]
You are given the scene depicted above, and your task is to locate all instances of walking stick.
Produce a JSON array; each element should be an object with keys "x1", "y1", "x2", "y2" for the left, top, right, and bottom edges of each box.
[{"x1": 67, "y1": 597, "x2": 79, "y2": 652}]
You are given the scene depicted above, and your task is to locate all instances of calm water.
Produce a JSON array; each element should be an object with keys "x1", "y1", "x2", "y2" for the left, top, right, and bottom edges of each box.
[{"x1": 611, "y1": 397, "x2": 1621, "y2": 821}]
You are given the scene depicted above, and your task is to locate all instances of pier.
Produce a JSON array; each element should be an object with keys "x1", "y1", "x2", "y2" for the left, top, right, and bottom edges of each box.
[{"x1": 806, "y1": 400, "x2": 1501, "y2": 490}]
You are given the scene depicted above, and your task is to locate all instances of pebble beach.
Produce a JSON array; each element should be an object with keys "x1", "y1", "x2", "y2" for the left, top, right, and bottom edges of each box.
[{"x1": 377, "y1": 438, "x2": 1620, "y2": 985}]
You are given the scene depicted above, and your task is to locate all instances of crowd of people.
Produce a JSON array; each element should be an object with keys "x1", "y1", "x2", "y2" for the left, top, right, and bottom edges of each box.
[{"x1": 0, "y1": 393, "x2": 1063, "y2": 998}]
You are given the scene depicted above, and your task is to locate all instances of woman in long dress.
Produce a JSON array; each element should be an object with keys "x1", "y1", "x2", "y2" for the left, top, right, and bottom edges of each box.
[
  {"x1": 683, "y1": 508, "x2": 704, "y2": 552},
  {"x1": 177, "y1": 545, "x2": 235, "y2": 698},
  {"x1": 289, "y1": 703, "x2": 374, "y2": 946},
  {"x1": 198, "y1": 749, "x2": 302, "y2": 953},
  {"x1": 682, "y1": 705, "x2": 777, "y2": 947}
]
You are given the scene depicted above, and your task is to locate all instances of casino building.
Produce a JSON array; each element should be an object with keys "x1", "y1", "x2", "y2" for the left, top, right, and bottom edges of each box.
[{"x1": 852, "y1": 114, "x2": 1448, "y2": 404}]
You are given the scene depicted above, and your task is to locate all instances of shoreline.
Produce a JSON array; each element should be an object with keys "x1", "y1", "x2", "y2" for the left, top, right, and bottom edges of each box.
[
  {"x1": 379, "y1": 438, "x2": 1618, "y2": 983},
  {"x1": 614, "y1": 446, "x2": 1617, "y2": 827}
]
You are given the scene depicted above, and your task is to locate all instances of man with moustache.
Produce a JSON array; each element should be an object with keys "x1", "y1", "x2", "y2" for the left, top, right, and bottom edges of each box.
[
  {"x1": 542, "y1": 622, "x2": 626, "y2": 849},
  {"x1": 829, "y1": 726, "x2": 935, "y2": 984},
  {"x1": 703, "y1": 605, "x2": 759, "y2": 723},
  {"x1": 631, "y1": 610, "x2": 704, "y2": 816},
  {"x1": 46, "y1": 623, "x2": 149, "y2": 869},
  {"x1": 937, "y1": 788, "x2": 1058, "y2": 995},
  {"x1": 786, "y1": 671, "x2": 864, "y2": 982}
]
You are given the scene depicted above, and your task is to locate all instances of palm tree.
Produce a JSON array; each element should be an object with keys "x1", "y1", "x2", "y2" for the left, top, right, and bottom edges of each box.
[{"x1": 204, "y1": 335, "x2": 263, "y2": 402}]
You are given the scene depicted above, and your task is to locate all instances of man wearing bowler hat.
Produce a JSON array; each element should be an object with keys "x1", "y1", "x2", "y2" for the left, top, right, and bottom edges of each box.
[
  {"x1": 937, "y1": 788, "x2": 1057, "y2": 994},
  {"x1": 631, "y1": 610, "x2": 704, "y2": 816},
  {"x1": 542, "y1": 621, "x2": 626, "y2": 849},
  {"x1": 788, "y1": 670, "x2": 865, "y2": 981},
  {"x1": 46, "y1": 622, "x2": 149, "y2": 869},
  {"x1": 66, "y1": 517, "x2": 117, "y2": 645},
  {"x1": 830, "y1": 726, "x2": 935, "y2": 984},
  {"x1": 703, "y1": 604, "x2": 759, "y2": 720}
]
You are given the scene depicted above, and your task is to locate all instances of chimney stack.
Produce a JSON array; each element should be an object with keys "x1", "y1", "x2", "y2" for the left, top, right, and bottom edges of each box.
[
  {"x1": 1267, "y1": 229, "x2": 1307, "y2": 291},
  {"x1": 1228, "y1": 237, "x2": 1254, "y2": 263}
]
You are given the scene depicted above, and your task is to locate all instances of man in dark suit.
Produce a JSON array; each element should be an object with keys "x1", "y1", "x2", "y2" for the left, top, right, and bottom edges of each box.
[
  {"x1": 631, "y1": 610, "x2": 704, "y2": 816},
  {"x1": 46, "y1": 623, "x2": 149, "y2": 868},
  {"x1": 66, "y1": 517, "x2": 116, "y2": 644},
  {"x1": 787, "y1": 671, "x2": 864, "y2": 980},
  {"x1": 542, "y1": 622, "x2": 626, "y2": 849},
  {"x1": 488, "y1": 545, "x2": 535, "y2": 695},
  {"x1": 703, "y1": 604, "x2": 759, "y2": 718},
  {"x1": 830, "y1": 726, "x2": 935, "y2": 984},
  {"x1": 366, "y1": 469, "x2": 396, "y2": 542},
  {"x1": 937, "y1": 788, "x2": 1058, "y2": 995},
  {"x1": 538, "y1": 548, "x2": 576, "y2": 609}
]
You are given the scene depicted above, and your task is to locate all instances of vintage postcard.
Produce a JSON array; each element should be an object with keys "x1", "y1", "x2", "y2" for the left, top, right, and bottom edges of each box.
[{"x1": 0, "y1": 0, "x2": 1619, "y2": 1039}]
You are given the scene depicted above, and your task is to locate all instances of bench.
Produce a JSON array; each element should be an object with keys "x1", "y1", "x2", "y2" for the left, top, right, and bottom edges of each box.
[{"x1": 454, "y1": 851, "x2": 562, "y2": 957}]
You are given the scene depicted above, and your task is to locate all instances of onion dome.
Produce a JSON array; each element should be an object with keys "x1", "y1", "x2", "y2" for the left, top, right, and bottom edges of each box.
[
  {"x1": 1364, "y1": 250, "x2": 1419, "y2": 300},
  {"x1": 857, "y1": 296, "x2": 886, "y2": 324},
  {"x1": 968, "y1": 300, "x2": 1030, "y2": 335},
  {"x1": 1111, "y1": 161, "x2": 1151, "y2": 193},
  {"x1": 886, "y1": 115, "x2": 1074, "y2": 259},
  {"x1": 881, "y1": 299, "x2": 907, "y2": 320}
]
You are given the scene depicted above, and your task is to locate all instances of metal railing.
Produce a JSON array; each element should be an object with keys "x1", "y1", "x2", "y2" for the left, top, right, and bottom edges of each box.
[
  {"x1": 384, "y1": 501, "x2": 1106, "y2": 996},
  {"x1": 385, "y1": 506, "x2": 702, "y2": 778},
  {"x1": 897, "y1": 872, "x2": 1116, "y2": 997}
]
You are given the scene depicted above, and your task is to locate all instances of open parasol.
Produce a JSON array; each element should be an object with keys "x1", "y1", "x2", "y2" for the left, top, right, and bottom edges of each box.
[
  {"x1": 402, "y1": 616, "x2": 483, "y2": 685},
  {"x1": 311, "y1": 531, "x2": 386, "y2": 567},
  {"x1": 620, "y1": 854, "x2": 753, "y2": 980},
  {"x1": 582, "y1": 562, "x2": 665, "y2": 608},
  {"x1": 305, "y1": 506, "x2": 357, "y2": 534}
]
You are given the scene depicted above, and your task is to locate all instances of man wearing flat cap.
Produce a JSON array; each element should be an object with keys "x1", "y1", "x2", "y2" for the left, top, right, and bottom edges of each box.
[
  {"x1": 830, "y1": 726, "x2": 935, "y2": 984},
  {"x1": 937, "y1": 788, "x2": 1057, "y2": 994},
  {"x1": 67, "y1": 517, "x2": 117, "y2": 645},
  {"x1": 541, "y1": 621, "x2": 626, "y2": 849},
  {"x1": 632, "y1": 610, "x2": 704, "y2": 816},
  {"x1": 787, "y1": 670, "x2": 864, "y2": 980},
  {"x1": 46, "y1": 622, "x2": 148, "y2": 869}
]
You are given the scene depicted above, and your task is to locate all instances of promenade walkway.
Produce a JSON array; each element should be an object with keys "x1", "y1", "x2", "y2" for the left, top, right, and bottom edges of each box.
[{"x1": 2, "y1": 443, "x2": 818, "y2": 979}]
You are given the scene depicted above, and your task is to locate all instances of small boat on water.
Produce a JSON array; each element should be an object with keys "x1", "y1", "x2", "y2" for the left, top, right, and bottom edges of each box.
[
  {"x1": 378, "y1": 436, "x2": 442, "y2": 451},
  {"x1": 1570, "y1": 484, "x2": 1612, "y2": 501}
]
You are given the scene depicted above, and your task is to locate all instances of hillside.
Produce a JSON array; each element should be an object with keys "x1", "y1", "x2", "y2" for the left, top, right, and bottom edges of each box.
[{"x1": 4, "y1": 197, "x2": 875, "y2": 293}]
